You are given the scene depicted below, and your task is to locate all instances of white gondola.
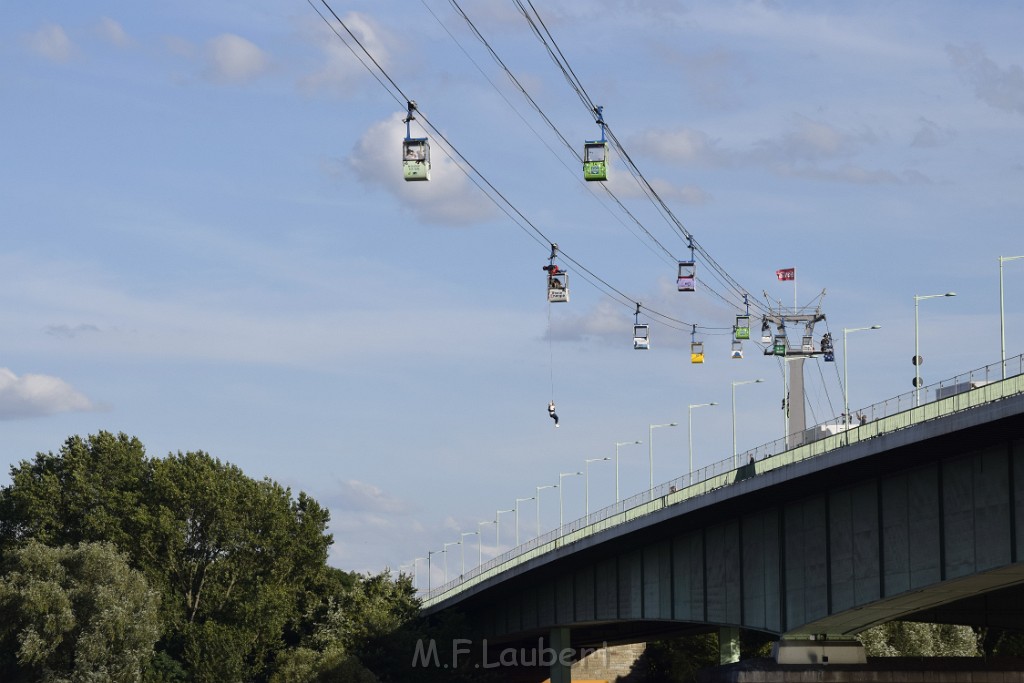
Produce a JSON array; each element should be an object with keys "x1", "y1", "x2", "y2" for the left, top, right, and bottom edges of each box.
[
  {"x1": 633, "y1": 324, "x2": 650, "y2": 350},
  {"x1": 402, "y1": 138, "x2": 430, "y2": 181},
  {"x1": 731, "y1": 341, "x2": 743, "y2": 359},
  {"x1": 677, "y1": 261, "x2": 696, "y2": 292},
  {"x1": 547, "y1": 271, "x2": 569, "y2": 303},
  {"x1": 402, "y1": 101, "x2": 430, "y2": 181},
  {"x1": 760, "y1": 319, "x2": 772, "y2": 343},
  {"x1": 801, "y1": 335, "x2": 814, "y2": 353}
]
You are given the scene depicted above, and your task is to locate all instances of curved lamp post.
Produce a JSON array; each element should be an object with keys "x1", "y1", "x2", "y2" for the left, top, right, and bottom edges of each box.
[
  {"x1": 495, "y1": 509, "x2": 513, "y2": 551},
  {"x1": 914, "y1": 292, "x2": 956, "y2": 406},
  {"x1": 732, "y1": 379, "x2": 765, "y2": 467},
  {"x1": 513, "y1": 498, "x2": 533, "y2": 546},
  {"x1": 648, "y1": 422, "x2": 678, "y2": 498},
  {"x1": 688, "y1": 402, "x2": 717, "y2": 477},
  {"x1": 536, "y1": 485, "x2": 556, "y2": 537},
  {"x1": 614, "y1": 440, "x2": 642, "y2": 502},
  {"x1": 843, "y1": 325, "x2": 880, "y2": 426},
  {"x1": 584, "y1": 456, "x2": 610, "y2": 515},
  {"x1": 558, "y1": 471, "x2": 582, "y2": 531},
  {"x1": 1001, "y1": 257, "x2": 1023, "y2": 379}
]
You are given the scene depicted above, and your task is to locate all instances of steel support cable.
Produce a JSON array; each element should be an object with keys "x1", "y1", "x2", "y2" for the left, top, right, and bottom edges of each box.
[
  {"x1": 605, "y1": 125, "x2": 767, "y2": 316},
  {"x1": 312, "y1": 0, "x2": 710, "y2": 332},
  {"x1": 307, "y1": 0, "x2": 404, "y2": 107},
  {"x1": 510, "y1": 1, "x2": 770, "y2": 318},
  {"x1": 440, "y1": 0, "x2": 677, "y2": 267},
  {"x1": 440, "y1": 0, "x2": 578, "y2": 158},
  {"x1": 513, "y1": 0, "x2": 595, "y2": 113}
]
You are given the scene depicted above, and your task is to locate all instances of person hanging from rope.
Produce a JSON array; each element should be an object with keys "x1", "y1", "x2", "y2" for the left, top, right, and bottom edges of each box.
[{"x1": 548, "y1": 400, "x2": 559, "y2": 427}]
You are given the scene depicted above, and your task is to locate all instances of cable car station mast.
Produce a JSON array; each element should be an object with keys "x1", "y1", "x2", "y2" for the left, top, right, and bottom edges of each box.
[{"x1": 759, "y1": 290, "x2": 829, "y2": 448}]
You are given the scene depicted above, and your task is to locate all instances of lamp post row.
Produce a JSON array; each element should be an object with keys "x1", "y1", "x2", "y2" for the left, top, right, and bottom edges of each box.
[{"x1": 421, "y1": 271, "x2": 1024, "y2": 587}]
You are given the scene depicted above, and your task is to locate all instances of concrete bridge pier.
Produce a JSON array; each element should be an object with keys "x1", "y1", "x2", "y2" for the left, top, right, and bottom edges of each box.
[
  {"x1": 772, "y1": 635, "x2": 866, "y2": 664},
  {"x1": 550, "y1": 626, "x2": 571, "y2": 683}
]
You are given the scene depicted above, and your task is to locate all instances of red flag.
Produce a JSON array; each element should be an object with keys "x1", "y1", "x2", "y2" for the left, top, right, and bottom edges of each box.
[{"x1": 776, "y1": 268, "x2": 795, "y2": 281}]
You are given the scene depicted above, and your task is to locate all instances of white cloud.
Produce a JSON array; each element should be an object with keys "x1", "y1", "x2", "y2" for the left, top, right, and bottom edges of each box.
[
  {"x1": 301, "y1": 12, "x2": 390, "y2": 94},
  {"x1": 98, "y1": 18, "x2": 131, "y2": 47},
  {"x1": 752, "y1": 116, "x2": 877, "y2": 163},
  {"x1": 630, "y1": 127, "x2": 729, "y2": 166},
  {"x1": 948, "y1": 43, "x2": 1024, "y2": 116},
  {"x1": 27, "y1": 23, "x2": 74, "y2": 63},
  {"x1": 205, "y1": 34, "x2": 270, "y2": 84},
  {"x1": 329, "y1": 478, "x2": 409, "y2": 514},
  {"x1": 346, "y1": 115, "x2": 496, "y2": 226},
  {"x1": 0, "y1": 368, "x2": 97, "y2": 420},
  {"x1": 910, "y1": 117, "x2": 955, "y2": 149},
  {"x1": 44, "y1": 323, "x2": 102, "y2": 339}
]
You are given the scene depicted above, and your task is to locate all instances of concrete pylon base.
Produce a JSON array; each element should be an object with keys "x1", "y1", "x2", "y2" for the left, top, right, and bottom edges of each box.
[{"x1": 772, "y1": 638, "x2": 866, "y2": 665}]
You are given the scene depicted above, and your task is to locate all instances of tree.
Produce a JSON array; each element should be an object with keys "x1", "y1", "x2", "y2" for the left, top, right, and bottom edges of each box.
[
  {"x1": 0, "y1": 432, "x2": 151, "y2": 553},
  {"x1": 142, "y1": 450, "x2": 335, "y2": 681},
  {"x1": 0, "y1": 540, "x2": 161, "y2": 682},
  {"x1": 857, "y1": 621, "x2": 979, "y2": 657},
  {"x1": 0, "y1": 433, "x2": 336, "y2": 682}
]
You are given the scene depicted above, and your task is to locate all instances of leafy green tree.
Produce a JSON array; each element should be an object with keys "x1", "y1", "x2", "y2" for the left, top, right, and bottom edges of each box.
[
  {"x1": 640, "y1": 632, "x2": 719, "y2": 683},
  {"x1": 0, "y1": 540, "x2": 161, "y2": 682},
  {"x1": 0, "y1": 432, "x2": 151, "y2": 552},
  {"x1": 1, "y1": 432, "x2": 336, "y2": 682},
  {"x1": 857, "y1": 621, "x2": 979, "y2": 657}
]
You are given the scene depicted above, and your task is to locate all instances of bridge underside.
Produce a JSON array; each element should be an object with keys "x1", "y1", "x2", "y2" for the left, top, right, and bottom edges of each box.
[{"x1": 449, "y1": 404, "x2": 1024, "y2": 644}]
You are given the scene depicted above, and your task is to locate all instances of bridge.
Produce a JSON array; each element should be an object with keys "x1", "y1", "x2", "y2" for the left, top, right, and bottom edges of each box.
[{"x1": 418, "y1": 356, "x2": 1024, "y2": 681}]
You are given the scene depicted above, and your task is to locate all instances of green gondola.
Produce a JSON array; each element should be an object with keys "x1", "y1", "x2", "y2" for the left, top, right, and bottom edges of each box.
[
  {"x1": 402, "y1": 101, "x2": 430, "y2": 182},
  {"x1": 402, "y1": 138, "x2": 430, "y2": 181},
  {"x1": 583, "y1": 105, "x2": 608, "y2": 181},
  {"x1": 583, "y1": 141, "x2": 608, "y2": 181}
]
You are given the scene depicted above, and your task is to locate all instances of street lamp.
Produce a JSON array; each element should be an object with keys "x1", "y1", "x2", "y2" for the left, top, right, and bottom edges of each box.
[
  {"x1": 460, "y1": 531, "x2": 478, "y2": 575},
  {"x1": 514, "y1": 498, "x2": 533, "y2": 546},
  {"x1": 732, "y1": 379, "x2": 765, "y2": 467},
  {"x1": 558, "y1": 471, "x2": 582, "y2": 531},
  {"x1": 1001, "y1": 257, "x2": 1024, "y2": 379},
  {"x1": 914, "y1": 292, "x2": 956, "y2": 405},
  {"x1": 442, "y1": 541, "x2": 460, "y2": 583},
  {"x1": 426, "y1": 549, "x2": 438, "y2": 591},
  {"x1": 687, "y1": 402, "x2": 717, "y2": 477},
  {"x1": 614, "y1": 440, "x2": 642, "y2": 502},
  {"x1": 495, "y1": 509, "x2": 513, "y2": 550},
  {"x1": 412, "y1": 557, "x2": 426, "y2": 590},
  {"x1": 843, "y1": 325, "x2": 881, "y2": 426},
  {"x1": 648, "y1": 422, "x2": 678, "y2": 497},
  {"x1": 477, "y1": 520, "x2": 494, "y2": 565},
  {"x1": 584, "y1": 457, "x2": 610, "y2": 515},
  {"x1": 536, "y1": 485, "x2": 557, "y2": 536}
]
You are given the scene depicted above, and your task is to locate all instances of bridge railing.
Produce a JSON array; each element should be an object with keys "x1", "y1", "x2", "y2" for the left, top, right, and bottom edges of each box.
[{"x1": 420, "y1": 354, "x2": 1024, "y2": 606}]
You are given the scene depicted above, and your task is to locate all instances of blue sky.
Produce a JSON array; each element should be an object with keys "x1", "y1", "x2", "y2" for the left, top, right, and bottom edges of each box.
[{"x1": 3, "y1": 1, "x2": 1023, "y2": 584}]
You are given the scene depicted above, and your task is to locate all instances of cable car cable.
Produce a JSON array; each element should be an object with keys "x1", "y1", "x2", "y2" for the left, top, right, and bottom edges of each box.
[
  {"x1": 511, "y1": 0, "x2": 772, "y2": 317},
  {"x1": 438, "y1": 0, "x2": 678, "y2": 268},
  {"x1": 311, "y1": 0, "x2": 720, "y2": 335}
]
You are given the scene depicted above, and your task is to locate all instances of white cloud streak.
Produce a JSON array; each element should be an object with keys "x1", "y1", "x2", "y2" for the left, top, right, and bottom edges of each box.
[
  {"x1": 0, "y1": 368, "x2": 98, "y2": 420},
  {"x1": 27, "y1": 23, "x2": 74, "y2": 63},
  {"x1": 98, "y1": 18, "x2": 131, "y2": 47},
  {"x1": 205, "y1": 34, "x2": 270, "y2": 84},
  {"x1": 347, "y1": 115, "x2": 496, "y2": 226},
  {"x1": 301, "y1": 12, "x2": 391, "y2": 95},
  {"x1": 948, "y1": 43, "x2": 1024, "y2": 116}
]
